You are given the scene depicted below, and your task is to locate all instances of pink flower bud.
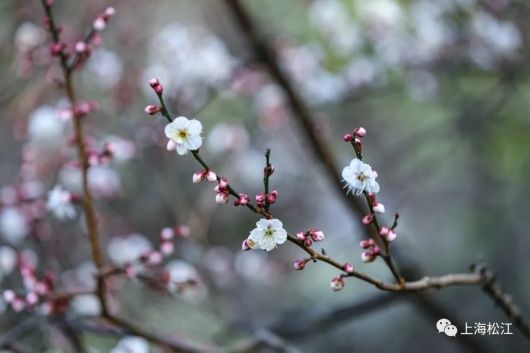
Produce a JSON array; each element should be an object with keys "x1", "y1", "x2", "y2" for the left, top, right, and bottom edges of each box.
[
  {"x1": 166, "y1": 140, "x2": 176, "y2": 151},
  {"x1": 104, "y1": 6, "x2": 115, "y2": 18},
  {"x1": 242, "y1": 239, "x2": 252, "y2": 251},
  {"x1": 175, "y1": 224, "x2": 191, "y2": 237},
  {"x1": 144, "y1": 105, "x2": 161, "y2": 115},
  {"x1": 330, "y1": 276, "x2": 345, "y2": 291},
  {"x1": 148, "y1": 78, "x2": 159, "y2": 87},
  {"x1": 160, "y1": 227, "x2": 175, "y2": 240},
  {"x1": 3, "y1": 290, "x2": 15, "y2": 303},
  {"x1": 354, "y1": 127, "x2": 366, "y2": 137},
  {"x1": 303, "y1": 237, "x2": 313, "y2": 247},
  {"x1": 74, "y1": 41, "x2": 88, "y2": 53},
  {"x1": 311, "y1": 230, "x2": 325, "y2": 242},
  {"x1": 255, "y1": 192, "x2": 266, "y2": 206},
  {"x1": 218, "y1": 177, "x2": 228, "y2": 190},
  {"x1": 293, "y1": 259, "x2": 307, "y2": 270},
  {"x1": 193, "y1": 171, "x2": 205, "y2": 183},
  {"x1": 215, "y1": 192, "x2": 229, "y2": 204},
  {"x1": 379, "y1": 226, "x2": 389, "y2": 236},
  {"x1": 93, "y1": 17, "x2": 106, "y2": 31},
  {"x1": 296, "y1": 232, "x2": 306, "y2": 241},
  {"x1": 343, "y1": 133, "x2": 353, "y2": 142},
  {"x1": 146, "y1": 251, "x2": 163, "y2": 265},
  {"x1": 50, "y1": 42, "x2": 64, "y2": 56},
  {"x1": 11, "y1": 298, "x2": 25, "y2": 312},
  {"x1": 385, "y1": 229, "x2": 397, "y2": 242},
  {"x1": 234, "y1": 194, "x2": 250, "y2": 206},
  {"x1": 149, "y1": 78, "x2": 163, "y2": 95},
  {"x1": 362, "y1": 214, "x2": 374, "y2": 225},
  {"x1": 359, "y1": 239, "x2": 374, "y2": 249},
  {"x1": 342, "y1": 263, "x2": 354, "y2": 273},
  {"x1": 266, "y1": 190, "x2": 278, "y2": 204},
  {"x1": 26, "y1": 292, "x2": 39, "y2": 306},
  {"x1": 206, "y1": 171, "x2": 217, "y2": 182},
  {"x1": 361, "y1": 251, "x2": 376, "y2": 263},
  {"x1": 372, "y1": 202, "x2": 385, "y2": 213},
  {"x1": 160, "y1": 241, "x2": 174, "y2": 255}
]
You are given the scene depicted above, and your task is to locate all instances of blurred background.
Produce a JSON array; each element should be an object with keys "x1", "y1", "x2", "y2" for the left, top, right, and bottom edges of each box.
[{"x1": 0, "y1": 0, "x2": 529, "y2": 352}]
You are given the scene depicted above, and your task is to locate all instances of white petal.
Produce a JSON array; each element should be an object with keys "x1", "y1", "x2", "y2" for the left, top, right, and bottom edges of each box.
[
  {"x1": 369, "y1": 180, "x2": 380, "y2": 194},
  {"x1": 342, "y1": 166, "x2": 354, "y2": 181},
  {"x1": 173, "y1": 116, "x2": 189, "y2": 127},
  {"x1": 164, "y1": 122, "x2": 178, "y2": 139},
  {"x1": 175, "y1": 143, "x2": 188, "y2": 155},
  {"x1": 260, "y1": 237, "x2": 277, "y2": 251},
  {"x1": 350, "y1": 158, "x2": 363, "y2": 170},
  {"x1": 186, "y1": 119, "x2": 202, "y2": 134},
  {"x1": 274, "y1": 229, "x2": 287, "y2": 244},
  {"x1": 249, "y1": 228, "x2": 263, "y2": 241},
  {"x1": 184, "y1": 134, "x2": 202, "y2": 151},
  {"x1": 256, "y1": 219, "x2": 271, "y2": 229},
  {"x1": 269, "y1": 218, "x2": 283, "y2": 230}
]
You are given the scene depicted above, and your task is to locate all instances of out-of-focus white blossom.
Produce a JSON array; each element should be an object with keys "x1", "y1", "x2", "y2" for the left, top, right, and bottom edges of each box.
[
  {"x1": 164, "y1": 116, "x2": 203, "y2": 155},
  {"x1": 86, "y1": 49, "x2": 123, "y2": 88},
  {"x1": 110, "y1": 337, "x2": 149, "y2": 353},
  {"x1": 342, "y1": 158, "x2": 380, "y2": 196},
  {"x1": 0, "y1": 246, "x2": 17, "y2": 280},
  {"x1": 145, "y1": 24, "x2": 236, "y2": 96},
  {"x1": 107, "y1": 234, "x2": 152, "y2": 266},
  {"x1": 344, "y1": 57, "x2": 381, "y2": 88},
  {"x1": 47, "y1": 185, "x2": 76, "y2": 221},
  {"x1": 309, "y1": 0, "x2": 361, "y2": 56},
  {"x1": 469, "y1": 11, "x2": 521, "y2": 68},
  {"x1": 14, "y1": 22, "x2": 44, "y2": 51},
  {"x1": 356, "y1": 0, "x2": 404, "y2": 29},
  {"x1": 0, "y1": 207, "x2": 29, "y2": 244},
  {"x1": 27, "y1": 106, "x2": 65, "y2": 148},
  {"x1": 206, "y1": 123, "x2": 249, "y2": 155},
  {"x1": 104, "y1": 136, "x2": 137, "y2": 161},
  {"x1": 71, "y1": 294, "x2": 101, "y2": 316},
  {"x1": 165, "y1": 260, "x2": 207, "y2": 301},
  {"x1": 88, "y1": 165, "x2": 121, "y2": 198}
]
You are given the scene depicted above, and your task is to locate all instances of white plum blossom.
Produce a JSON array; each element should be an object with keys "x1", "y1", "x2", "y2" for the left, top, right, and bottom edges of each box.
[
  {"x1": 47, "y1": 185, "x2": 76, "y2": 221},
  {"x1": 110, "y1": 337, "x2": 149, "y2": 353},
  {"x1": 0, "y1": 207, "x2": 29, "y2": 244},
  {"x1": 0, "y1": 246, "x2": 17, "y2": 280},
  {"x1": 86, "y1": 49, "x2": 123, "y2": 88},
  {"x1": 88, "y1": 165, "x2": 121, "y2": 198},
  {"x1": 107, "y1": 234, "x2": 152, "y2": 266},
  {"x1": 247, "y1": 219, "x2": 287, "y2": 251},
  {"x1": 165, "y1": 260, "x2": 207, "y2": 301},
  {"x1": 342, "y1": 158, "x2": 380, "y2": 196},
  {"x1": 71, "y1": 294, "x2": 101, "y2": 316},
  {"x1": 164, "y1": 116, "x2": 203, "y2": 155},
  {"x1": 27, "y1": 106, "x2": 65, "y2": 147}
]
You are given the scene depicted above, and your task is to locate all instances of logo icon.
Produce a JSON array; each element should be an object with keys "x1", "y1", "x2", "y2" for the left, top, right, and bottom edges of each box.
[{"x1": 436, "y1": 318, "x2": 458, "y2": 337}]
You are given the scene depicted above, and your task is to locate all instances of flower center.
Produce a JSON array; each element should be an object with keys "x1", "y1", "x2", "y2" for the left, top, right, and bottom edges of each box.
[
  {"x1": 264, "y1": 226, "x2": 275, "y2": 237},
  {"x1": 357, "y1": 172, "x2": 366, "y2": 181},
  {"x1": 177, "y1": 129, "x2": 188, "y2": 139}
]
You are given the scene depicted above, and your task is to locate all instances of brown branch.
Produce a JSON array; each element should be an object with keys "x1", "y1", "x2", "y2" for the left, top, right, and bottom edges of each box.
[
  {"x1": 476, "y1": 263, "x2": 530, "y2": 338},
  {"x1": 40, "y1": 3, "x2": 215, "y2": 352}
]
